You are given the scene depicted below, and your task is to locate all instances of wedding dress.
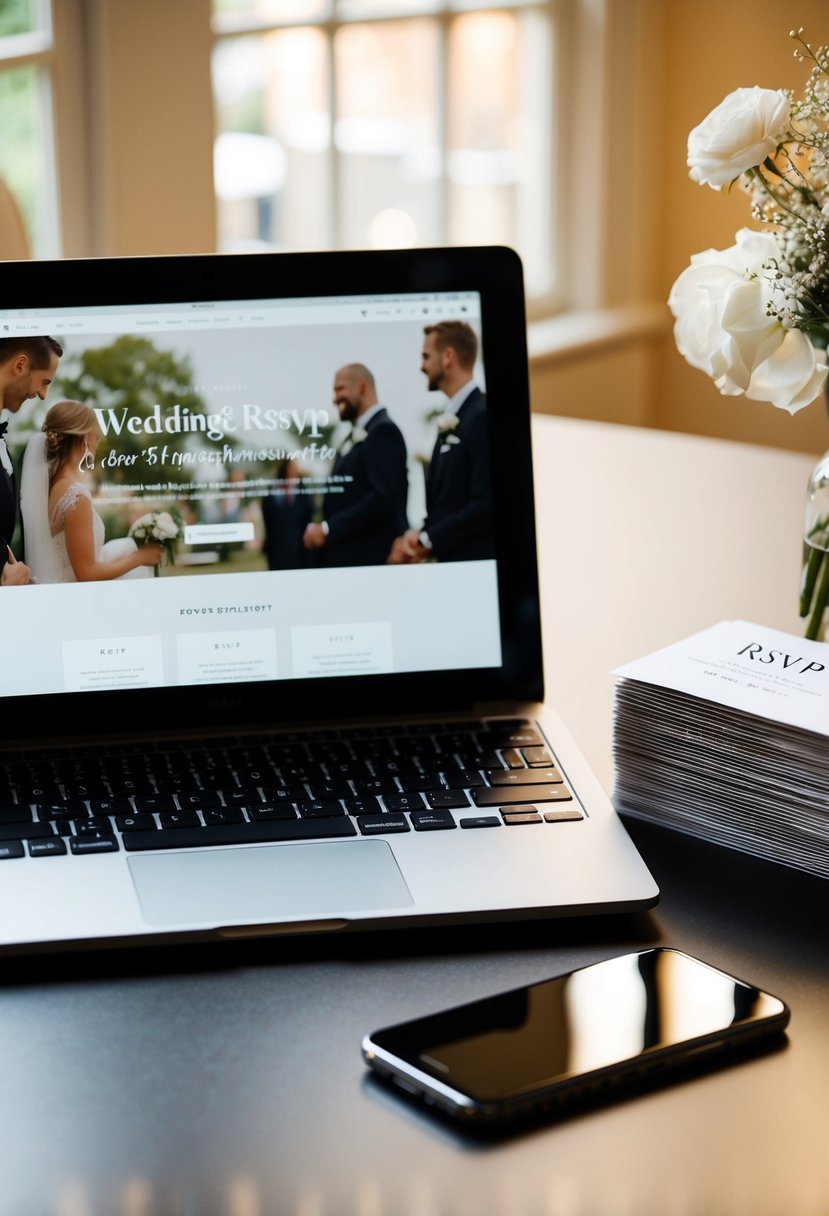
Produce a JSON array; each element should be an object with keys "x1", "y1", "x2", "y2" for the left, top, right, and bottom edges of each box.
[{"x1": 20, "y1": 433, "x2": 149, "y2": 583}]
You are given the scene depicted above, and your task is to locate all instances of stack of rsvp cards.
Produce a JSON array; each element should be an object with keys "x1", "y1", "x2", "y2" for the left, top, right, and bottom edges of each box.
[{"x1": 612, "y1": 620, "x2": 829, "y2": 879}]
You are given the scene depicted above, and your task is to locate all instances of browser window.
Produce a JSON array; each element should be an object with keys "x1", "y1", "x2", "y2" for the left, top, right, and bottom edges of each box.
[{"x1": 1, "y1": 290, "x2": 501, "y2": 696}]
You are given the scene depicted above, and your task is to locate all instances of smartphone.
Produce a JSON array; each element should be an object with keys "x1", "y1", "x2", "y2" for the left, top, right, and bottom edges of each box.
[{"x1": 362, "y1": 948, "x2": 790, "y2": 1127}]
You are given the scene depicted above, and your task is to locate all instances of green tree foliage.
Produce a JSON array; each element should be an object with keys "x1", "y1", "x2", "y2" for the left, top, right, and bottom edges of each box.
[{"x1": 56, "y1": 336, "x2": 212, "y2": 489}]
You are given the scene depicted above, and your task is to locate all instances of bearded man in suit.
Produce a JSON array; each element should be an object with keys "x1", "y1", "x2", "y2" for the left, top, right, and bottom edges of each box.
[
  {"x1": 0, "y1": 335, "x2": 63, "y2": 587},
  {"x1": 388, "y1": 320, "x2": 493, "y2": 564},
  {"x1": 303, "y1": 363, "x2": 408, "y2": 567}
]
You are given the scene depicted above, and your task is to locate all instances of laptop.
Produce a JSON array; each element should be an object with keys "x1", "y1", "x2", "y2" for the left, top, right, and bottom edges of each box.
[{"x1": 0, "y1": 245, "x2": 658, "y2": 953}]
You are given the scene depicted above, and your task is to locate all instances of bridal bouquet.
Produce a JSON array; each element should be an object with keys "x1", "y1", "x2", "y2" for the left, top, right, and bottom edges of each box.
[
  {"x1": 668, "y1": 29, "x2": 829, "y2": 638},
  {"x1": 129, "y1": 510, "x2": 181, "y2": 576}
]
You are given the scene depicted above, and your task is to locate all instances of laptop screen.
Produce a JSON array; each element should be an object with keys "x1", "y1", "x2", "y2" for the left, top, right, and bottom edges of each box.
[{"x1": 0, "y1": 247, "x2": 541, "y2": 737}]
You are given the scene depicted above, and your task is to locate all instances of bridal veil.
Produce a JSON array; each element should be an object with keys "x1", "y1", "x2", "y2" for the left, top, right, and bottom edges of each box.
[{"x1": 20, "y1": 431, "x2": 63, "y2": 583}]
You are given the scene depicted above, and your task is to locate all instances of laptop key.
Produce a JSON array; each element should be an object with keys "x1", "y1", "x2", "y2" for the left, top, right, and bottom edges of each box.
[
  {"x1": 71, "y1": 817, "x2": 115, "y2": 835},
  {"x1": 122, "y1": 818, "x2": 357, "y2": 851},
  {"x1": 522, "y1": 746, "x2": 554, "y2": 767},
  {"x1": 398, "y1": 773, "x2": 446, "y2": 793},
  {"x1": 344, "y1": 797, "x2": 381, "y2": 816},
  {"x1": 459, "y1": 816, "x2": 501, "y2": 829},
  {"x1": 135, "y1": 794, "x2": 177, "y2": 814},
  {"x1": 179, "y1": 791, "x2": 222, "y2": 810},
  {"x1": 425, "y1": 790, "x2": 470, "y2": 810},
  {"x1": 203, "y1": 807, "x2": 246, "y2": 826},
  {"x1": 158, "y1": 811, "x2": 201, "y2": 829},
  {"x1": 0, "y1": 842, "x2": 25, "y2": 859},
  {"x1": 0, "y1": 805, "x2": 35, "y2": 824},
  {"x1": 473, "y1": 785, "x2": 572, "y2": 806},
  {"x1": 69, "y1": 835, "x2": 120, "y2": 854},
  {"x1": 248, "y1": 803, "x2": 298, "y2": 821},
  {"x1": 29, "y1": 838, "x2": 68, "y2": 857},
  {"x1": 410, "y1": 810, "x2": 456, "y2": 831},
  {"x1": 443, "y1": 770, "x2": 486, "y2": 789},
  {"x1": 89, "y1": 796, "x2": 134, "y2": 816},
  {"x1": 307, "y1": 781, "x2": 353, "y2": 800},
  {"x1": 354, "y1": 778, "x2": 400, "y2": 796},
  {"x1": 488, "y1": 768, "x2": 563, "y2": 786},
  {"x1": 116, "y1": 813, "x2": 157, "y2": 832},
  {"x1": 0, "y1": 822, "x2": 55, "y2": 841},
  {"x1": 384, "y1": 792, "x2": 426, "y2": 813},
  {"x1": 297, "y1": 801, "x2": 346, "y2": 819},
  {"x1": 222, "y1": 786, "x2": 265, "y2": 807},
  {"x1": 357, "y1": 815, "x2": 410, "y2": 836},
  {"x1": 34, "y1": 799, "x2": 87, "y2": 820}
]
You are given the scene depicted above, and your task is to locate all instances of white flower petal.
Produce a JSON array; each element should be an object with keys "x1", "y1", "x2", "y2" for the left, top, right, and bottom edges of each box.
[
  {"x1": 687, "y1": 87, "x2": 791, "y2": 190},
  {"x1": 745, "y1": 329, "x2": 829, "y2": 414}
]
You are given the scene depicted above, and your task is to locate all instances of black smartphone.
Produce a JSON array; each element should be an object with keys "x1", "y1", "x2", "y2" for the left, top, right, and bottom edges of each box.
[{"x1": 362, "y1": 948, "x2": 790, "y2": 1127}]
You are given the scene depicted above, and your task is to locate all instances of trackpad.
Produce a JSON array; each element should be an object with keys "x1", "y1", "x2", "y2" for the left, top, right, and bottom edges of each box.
[{"x1": 128, "y1": 840, "x2": 414, "y2": 926}]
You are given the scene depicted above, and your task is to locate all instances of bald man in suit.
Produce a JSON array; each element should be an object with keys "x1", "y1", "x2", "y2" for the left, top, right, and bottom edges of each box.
[{"x1": 304, "y1": 363, "x2": 408, "y2": 567}]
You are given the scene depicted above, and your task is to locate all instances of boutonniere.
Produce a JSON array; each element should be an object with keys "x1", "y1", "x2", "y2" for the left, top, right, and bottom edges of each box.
[
  {"x1": 340, "y1": 425, "x2": 368, "y2": 455},
  {"x1": 436, "y1": 413, "x2": 461, "y2": 446}
]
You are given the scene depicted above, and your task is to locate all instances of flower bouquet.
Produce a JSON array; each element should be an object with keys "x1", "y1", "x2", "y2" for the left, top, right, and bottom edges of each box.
[
  {"x1": 668, "y1": 29, "x2": 829, "y2": 638},
  {"x1": 128, "y1": 510, "x2": 181, "y2": 577}
]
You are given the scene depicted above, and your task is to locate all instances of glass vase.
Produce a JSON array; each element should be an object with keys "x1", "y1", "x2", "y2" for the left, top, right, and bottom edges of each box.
[{"x1": 800, "y1": 447, "x2": 829, "y2": 640}]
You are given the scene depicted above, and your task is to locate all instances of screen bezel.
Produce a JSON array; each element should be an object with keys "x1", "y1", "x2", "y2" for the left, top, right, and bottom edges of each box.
[{"x1": 1, "y1": 245, "x2": 542, "y2": 741}]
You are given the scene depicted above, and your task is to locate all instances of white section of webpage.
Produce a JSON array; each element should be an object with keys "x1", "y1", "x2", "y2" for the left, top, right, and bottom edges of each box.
[{"x1": 1, "y1": 561, "x2": 502, "y2": 697}]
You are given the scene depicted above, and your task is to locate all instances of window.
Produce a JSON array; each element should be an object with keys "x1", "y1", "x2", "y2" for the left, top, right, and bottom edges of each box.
[
  {"x1": 211, "y1": 0, "x2": 557, "y2": 300},
  {"x1": 0, "y1": 0, "x2": 59, "y2": 257}
]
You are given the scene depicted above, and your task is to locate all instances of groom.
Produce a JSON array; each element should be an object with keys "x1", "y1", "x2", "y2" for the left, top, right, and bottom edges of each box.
[
  {"x1": 388, "y1": 320, "x2": 493, "y2": 564},
  {"x1": 0, "y1": 335, "x2": 63, "y2": 586},
  {"x1": 303, "y1": 362, "x2": 408, "y2": 566}
]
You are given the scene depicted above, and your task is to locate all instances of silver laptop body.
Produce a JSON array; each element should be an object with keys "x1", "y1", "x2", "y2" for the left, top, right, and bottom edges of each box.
[{"x1": 0, "y1": 246, "x2": 657, "y2": 953}]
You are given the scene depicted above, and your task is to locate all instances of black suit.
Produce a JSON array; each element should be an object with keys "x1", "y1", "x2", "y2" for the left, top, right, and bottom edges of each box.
[
  {"x1": 423, "y1": 387, "x2": 494, "y2": 561},
  {"x1": 0, "y1": 437, "x2": 15, "y2": 581},
  {"x1": 261, "y1": 489, "x2": 313, "y2": 570},
  {"x1": 323, "y1": 408, "x2": 408, "y2": 567}
]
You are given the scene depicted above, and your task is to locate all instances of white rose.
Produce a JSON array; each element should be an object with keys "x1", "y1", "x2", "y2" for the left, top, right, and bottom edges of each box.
[
  {"x1": 129, "y1": 512, "x2": 153, "y2": 535},
  {"x1": 687, "y1": 87, "x2": 790, "y2": 190},
  {"x1": 436, "y1": 412, "x2": 459, "y2": 433},
  {"x1": 154, "y1": 512, "x2": 179, "y2": 539},
  {"x1": 668, "y1": 229, "x2": 783, "y2": 392},
  {"x1": 745, "y1": 328, "x2": 828, "y2": 414}
]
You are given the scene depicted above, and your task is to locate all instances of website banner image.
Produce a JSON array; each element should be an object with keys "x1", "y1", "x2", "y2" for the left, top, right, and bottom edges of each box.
[{"x1": 0, "y1": 293, "x2": 503, "y2": 695}]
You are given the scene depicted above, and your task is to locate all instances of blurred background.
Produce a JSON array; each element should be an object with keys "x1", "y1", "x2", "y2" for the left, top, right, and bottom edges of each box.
[{"x1": 1, "y1": 0, "x2": 827, "y2": 453}]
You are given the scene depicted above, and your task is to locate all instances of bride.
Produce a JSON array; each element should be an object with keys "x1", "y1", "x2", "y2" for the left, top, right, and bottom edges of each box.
[{"x1": 20, "y1": 400, "x2": 162, "y2": 582}]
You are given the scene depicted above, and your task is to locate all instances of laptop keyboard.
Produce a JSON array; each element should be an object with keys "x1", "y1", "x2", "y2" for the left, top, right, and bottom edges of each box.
[{"x1": 0, "y1": 719, "x2": 582, "y2": 860}]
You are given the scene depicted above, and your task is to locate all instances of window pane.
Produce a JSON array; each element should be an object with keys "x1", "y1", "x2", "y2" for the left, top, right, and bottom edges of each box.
[
  {"x1": 335, "y1": 0, "x2": 441, "y2": 18},
  {"x1": 212, "y1": 0, "x2": 328, "y2": 24},
  {"x1": 0, "y1": 63, "x2": 54, "y2": 256},
  {"x1": 447, "y1": 8, "x2": 552, "y2": 294},
  {"x1": 212, "y1": 29, "x2": 332, "y2": 250},
  {"x1": 334, "y1": 19, "x2": 440, "y2": 248},
  {"x1": 0, "y1": 0, "x2": 42, "y2": 37}
]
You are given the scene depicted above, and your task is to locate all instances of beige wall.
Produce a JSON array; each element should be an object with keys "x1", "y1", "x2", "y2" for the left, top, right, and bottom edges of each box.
[
  {"x1": 654, "y1": 0, "x2": 828, "y2": 454},
  {"x1": 47, "y1": 0, "x2": 829, "y2": 454},
  {"x1": 532, "y1": 0, "x2": 829, "y2": 457},
  {"x1": 55, "y1": 0, "x2": 216, "y2": 258}
]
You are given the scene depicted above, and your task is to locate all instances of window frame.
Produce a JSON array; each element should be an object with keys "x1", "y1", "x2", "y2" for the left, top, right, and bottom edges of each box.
[
  {"x1": 0, "y1": 0, "x2": 61, "y2": 258},
  {"x1": 210, "y1": 0, "x2": 565, "y2": 317}
]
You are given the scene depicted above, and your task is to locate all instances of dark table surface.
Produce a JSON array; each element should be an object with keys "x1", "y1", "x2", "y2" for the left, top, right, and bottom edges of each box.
[{"x1": 3, "y1": 818, "x2": 828, "y2": 1216}]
